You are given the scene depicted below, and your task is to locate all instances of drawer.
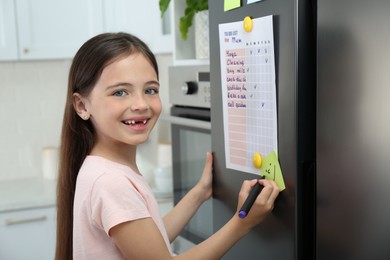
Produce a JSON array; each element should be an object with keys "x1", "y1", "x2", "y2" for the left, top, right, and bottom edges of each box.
[{"x1": 0, "y1": 206, "x2": 56, "y2": 260}]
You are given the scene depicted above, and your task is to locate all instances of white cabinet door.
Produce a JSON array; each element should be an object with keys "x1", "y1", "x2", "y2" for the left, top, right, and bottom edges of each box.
[
  {"x1": 0, "y1": 206, "x2": 56, "y2": 260},
  {"x1": 15, "y1": 0, "x2": 104, "y2": 60},
  {"x1": 103, "y1": 0, "x2": 172, "y2": 54},
  {"x1": 0, "y1": 0, "x2": 18, "y2": 60}
]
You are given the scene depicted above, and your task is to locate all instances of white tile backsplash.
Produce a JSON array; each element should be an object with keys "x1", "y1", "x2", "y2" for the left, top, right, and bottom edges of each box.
[
  {"x1": 0, "y1": 53, "x2": 173, "y2": 181},
  {"x1": 0, "y1": 60, "x2": 70, "y2": 181}
]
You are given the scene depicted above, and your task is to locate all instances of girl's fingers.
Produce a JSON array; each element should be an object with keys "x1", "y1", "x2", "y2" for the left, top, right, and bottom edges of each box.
[
  {"x1": 239, "y1": 179, "x2": 280, "y2": 211},
  {"x1": 202, "y1": 152, "x2": 213, "y2": 173},
  {"x1": 257, "y1": 179, "x2": 280, "y2": 204},
  {"x1": 240, "y1": 179, "x2": 257, "y2": 192},
  {"x1": 268, "y1": 180, "x2": 280, "y2": 203},
  {"x1": 239, "y1": 180, "x2": 251, "y2": 198},
  {"x1": 238, "y1": 179, "x2": 259, "y2": 206}
]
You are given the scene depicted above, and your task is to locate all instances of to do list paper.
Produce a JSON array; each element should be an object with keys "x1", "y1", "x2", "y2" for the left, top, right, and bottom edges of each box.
[{"x1": 219, "y1": 15, "x2": 278, "y2": 175}]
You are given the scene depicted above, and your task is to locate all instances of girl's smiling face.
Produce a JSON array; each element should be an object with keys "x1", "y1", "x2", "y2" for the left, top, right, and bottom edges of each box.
[{"x1": 77, "y1": 52, "x2": 161, "y2": 154}]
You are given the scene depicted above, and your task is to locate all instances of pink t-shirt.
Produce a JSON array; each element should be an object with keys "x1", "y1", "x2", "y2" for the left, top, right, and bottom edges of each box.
[{"x1": 73, "y1": 156, "x2": 172, "y2": 259}]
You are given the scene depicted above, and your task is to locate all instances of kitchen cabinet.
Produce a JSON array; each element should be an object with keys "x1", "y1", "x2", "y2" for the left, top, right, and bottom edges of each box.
[
  {"x1": 0, "y1": 0, "x2": 18, "y2": 60},
  {"x1": 0, "y1": 206, "x2": 56, "y2": 260},
  {"x1": 15, "y1": 0, "x2": 104, "y2": 60},
  {"x1": 0, "y1": 0, "x2": 172, "y2": 61},
  {"x1": 103, "y1": 0, "x2": 173, "y2": 54}
]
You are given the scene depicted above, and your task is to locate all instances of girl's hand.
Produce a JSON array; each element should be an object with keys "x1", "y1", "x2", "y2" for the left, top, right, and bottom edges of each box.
[
  {"x1": 194, "y1": 152, "x2": 213, "y2": 203},
  {"x1": 236, "y1": 179, "x2": 280, "y2": 230}
]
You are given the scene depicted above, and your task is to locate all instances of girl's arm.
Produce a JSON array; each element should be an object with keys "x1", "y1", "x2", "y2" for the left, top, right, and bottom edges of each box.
[
  {"x1": 110, "y1": 179, "x2": 280, "y2": 260},
  {"x1": 179, "y1": 179, "x2": 279, "y2": 259},
  {"x1": 163, "y1": 152, "x2": 213, "y2": 242}
]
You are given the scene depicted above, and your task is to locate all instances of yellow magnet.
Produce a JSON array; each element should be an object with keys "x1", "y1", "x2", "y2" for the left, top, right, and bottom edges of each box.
[
  {"x1": 243, "y1": 16, "x2": 253, "y2": 32},
  {"x1": 252, "y1": 152, "x2": 262, "y2": 168}
]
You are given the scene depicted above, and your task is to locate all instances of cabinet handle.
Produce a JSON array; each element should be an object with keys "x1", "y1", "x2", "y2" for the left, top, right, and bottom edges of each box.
[{"x1": 5, "y1": 215, "x2": 47, "y2": 225}]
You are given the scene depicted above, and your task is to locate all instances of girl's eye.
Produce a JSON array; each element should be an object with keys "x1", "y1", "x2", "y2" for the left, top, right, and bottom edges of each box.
[
  {"x1": 113, "y1": 90, "x2": 127, "y2": 97},
  {"x1": 145, "y1": 88, "x2": 159, "y2": 95}
]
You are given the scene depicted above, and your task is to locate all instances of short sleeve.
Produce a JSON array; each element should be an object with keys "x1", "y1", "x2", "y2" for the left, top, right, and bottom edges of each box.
[{"x1": 89, "y1": 172, "x2": 151, "y2": 235}]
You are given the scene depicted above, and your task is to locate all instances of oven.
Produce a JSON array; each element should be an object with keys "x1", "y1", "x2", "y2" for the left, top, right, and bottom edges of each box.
[{"x1": 165, "y1": 65, "x2": 212, "y2": 254}]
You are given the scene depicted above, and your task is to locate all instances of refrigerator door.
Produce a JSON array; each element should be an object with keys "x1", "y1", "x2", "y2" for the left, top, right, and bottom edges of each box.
[
  {"x1": 209, "y1": 0, "x2": 316, "y2": 259},
  {"x1": 317, "y1": 1, "x2": 390, "y2": 259}
]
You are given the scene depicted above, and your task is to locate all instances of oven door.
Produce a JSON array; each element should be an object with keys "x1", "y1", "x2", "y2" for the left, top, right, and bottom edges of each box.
[{"x1": 166, "y1": 106, "x2": 213, "y2": 253}]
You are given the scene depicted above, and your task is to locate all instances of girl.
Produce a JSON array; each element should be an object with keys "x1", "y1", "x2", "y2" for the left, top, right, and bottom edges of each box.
[{"x1": 56, "y1": 32, "x2": 280, "y2": 260}]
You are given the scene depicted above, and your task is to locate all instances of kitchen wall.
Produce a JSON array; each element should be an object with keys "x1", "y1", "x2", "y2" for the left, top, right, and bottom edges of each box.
[{"x1": 0, "y1": 53, "x2": 173, "y2": 181}]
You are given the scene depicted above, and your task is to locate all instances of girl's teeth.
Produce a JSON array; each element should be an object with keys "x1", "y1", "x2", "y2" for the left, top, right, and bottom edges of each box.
[{"x1": 125, "y1": 119, "x2": 147, "y2": 125}]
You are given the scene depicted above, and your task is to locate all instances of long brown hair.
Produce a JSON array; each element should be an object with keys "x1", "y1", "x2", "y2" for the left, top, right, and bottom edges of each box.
[{"x1": 55, "y1": 32, "x2": 159, "y2": 260}]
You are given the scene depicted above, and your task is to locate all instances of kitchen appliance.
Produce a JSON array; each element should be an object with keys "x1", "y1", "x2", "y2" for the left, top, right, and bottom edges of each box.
[
  {"x1": 209, "y1": 1, "x2": 315, "y2": 259},
  {"x1": 316, "y1": 1, "x2": 390, "y2": 259},
  {"x1": 209, "y1": 0, "x2": 390, "y2": 259},
  {"x1": 166, "y1": 65, "x2": 212, "y2": 254}
]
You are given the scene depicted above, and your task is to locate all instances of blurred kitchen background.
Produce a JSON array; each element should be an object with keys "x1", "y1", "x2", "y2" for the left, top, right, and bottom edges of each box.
[
  {"x1": 0, "y1": 0, "x2": 174, "y2": 182},
  {"x1": 0, "y1": 55, "x2": 172, "y2": 182},
  {"x1": 0, "y1": 1, "x2": 200, "y2": 258}
]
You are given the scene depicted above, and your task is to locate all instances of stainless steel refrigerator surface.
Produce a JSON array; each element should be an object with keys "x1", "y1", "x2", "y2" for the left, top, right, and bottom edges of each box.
[
  {"x1": 209, "y1": 0, "x2": 390, "y2": 259},
  {"x1": 209, "y1": 0, "x2": 316, "y2": 259},
  {"x1": 317, "y1": 1, "x2": 390, "y2": 259}
]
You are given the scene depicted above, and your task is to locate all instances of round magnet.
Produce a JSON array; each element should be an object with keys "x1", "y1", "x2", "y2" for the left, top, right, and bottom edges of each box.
[
  {"x1": 243, "y1": 16, "x2": 253, "y2": 32},
  {"x1": 252, "y1": 152, "x2": 262, "y2": 168}
]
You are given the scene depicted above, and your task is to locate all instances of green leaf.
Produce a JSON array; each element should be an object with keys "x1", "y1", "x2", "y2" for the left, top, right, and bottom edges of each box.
[
  {"x1": 160, "y1": 0, "x2": 208, "y2": 40},
  {"x1": 179, "y1": 10, "x2": 195, "y2": 40},
  {"x1": 159, "y1": 0, "x2": 171, "y2": 17}
]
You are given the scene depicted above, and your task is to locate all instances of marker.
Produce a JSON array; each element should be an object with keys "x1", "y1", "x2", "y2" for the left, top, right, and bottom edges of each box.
[{"x1": 238, "y1": 179, "x2": 264, "y2": 219}]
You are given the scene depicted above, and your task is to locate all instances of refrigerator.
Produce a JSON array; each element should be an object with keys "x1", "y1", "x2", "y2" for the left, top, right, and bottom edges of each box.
[{"x1": 209, "y1": 0, "x2": 390, "y2": 259}]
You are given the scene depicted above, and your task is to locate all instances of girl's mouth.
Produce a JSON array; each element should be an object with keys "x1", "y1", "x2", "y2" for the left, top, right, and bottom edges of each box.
[{"x1": 123, "y1": 119, "x2": 148, "y2": 126}]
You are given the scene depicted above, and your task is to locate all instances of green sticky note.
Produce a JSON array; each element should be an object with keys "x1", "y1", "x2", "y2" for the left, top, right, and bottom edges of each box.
[
  {"x1": 224, "y1": 0, "x2": 241, "y2": 11},
  {"x1": 260, "y1": 151, "x2": 286, "y2": 191}
]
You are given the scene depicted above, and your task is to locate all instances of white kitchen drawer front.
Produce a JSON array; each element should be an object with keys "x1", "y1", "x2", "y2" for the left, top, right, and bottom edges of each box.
[{"x1": 0, "y1": 206, "x2": 56, "y2": 260}]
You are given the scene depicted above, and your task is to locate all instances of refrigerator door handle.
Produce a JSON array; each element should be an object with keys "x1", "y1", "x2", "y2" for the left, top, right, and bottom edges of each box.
[{"x1": 298, "y1": 160, "x2": 316, "y2": 259}]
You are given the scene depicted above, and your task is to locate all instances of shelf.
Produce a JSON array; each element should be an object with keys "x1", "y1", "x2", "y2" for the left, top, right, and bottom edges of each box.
[{"x1": 172, "y1": 0, "x2": 210, "y2": 66}]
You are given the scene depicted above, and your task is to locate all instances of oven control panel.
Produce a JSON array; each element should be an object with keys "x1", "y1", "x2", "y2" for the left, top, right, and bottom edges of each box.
[{"x1": 168, "y1": 65, "x2": 210, "y2": 108}]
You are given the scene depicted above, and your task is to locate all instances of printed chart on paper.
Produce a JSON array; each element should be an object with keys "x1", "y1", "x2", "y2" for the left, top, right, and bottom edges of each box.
[{"x1": 218, "y1": 15, "x2": 278, "y2": 175}]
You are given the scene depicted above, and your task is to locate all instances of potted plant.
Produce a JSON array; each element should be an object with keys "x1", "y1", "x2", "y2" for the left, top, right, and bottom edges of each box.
[{"x1": 159, "y1": 0, "x2": 208, "y2": 40}]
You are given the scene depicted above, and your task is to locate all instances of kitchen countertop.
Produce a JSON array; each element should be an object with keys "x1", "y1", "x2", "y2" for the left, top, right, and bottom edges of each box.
[
  {"x1": 0, "y1": 177, "x2": 172, "y2": 213},
  {"x1": 0, "y1": 178, "x2": 56, "y2": 213}
]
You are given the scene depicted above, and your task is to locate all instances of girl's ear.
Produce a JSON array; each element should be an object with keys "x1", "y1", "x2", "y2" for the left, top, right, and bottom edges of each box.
[{"x1": 73, "y1": 93, "x2": 90, "y2": 120}]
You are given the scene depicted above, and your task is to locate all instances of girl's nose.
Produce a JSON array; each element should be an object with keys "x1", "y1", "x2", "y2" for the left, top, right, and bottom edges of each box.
[{"x1": 130, "y1": 94, "x2": 149, "y2": 111}]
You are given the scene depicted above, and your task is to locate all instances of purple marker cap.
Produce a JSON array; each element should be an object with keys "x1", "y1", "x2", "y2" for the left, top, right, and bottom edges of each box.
[{"x1": 238, "y1": 210, "x2": 247, "y2": 219}]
